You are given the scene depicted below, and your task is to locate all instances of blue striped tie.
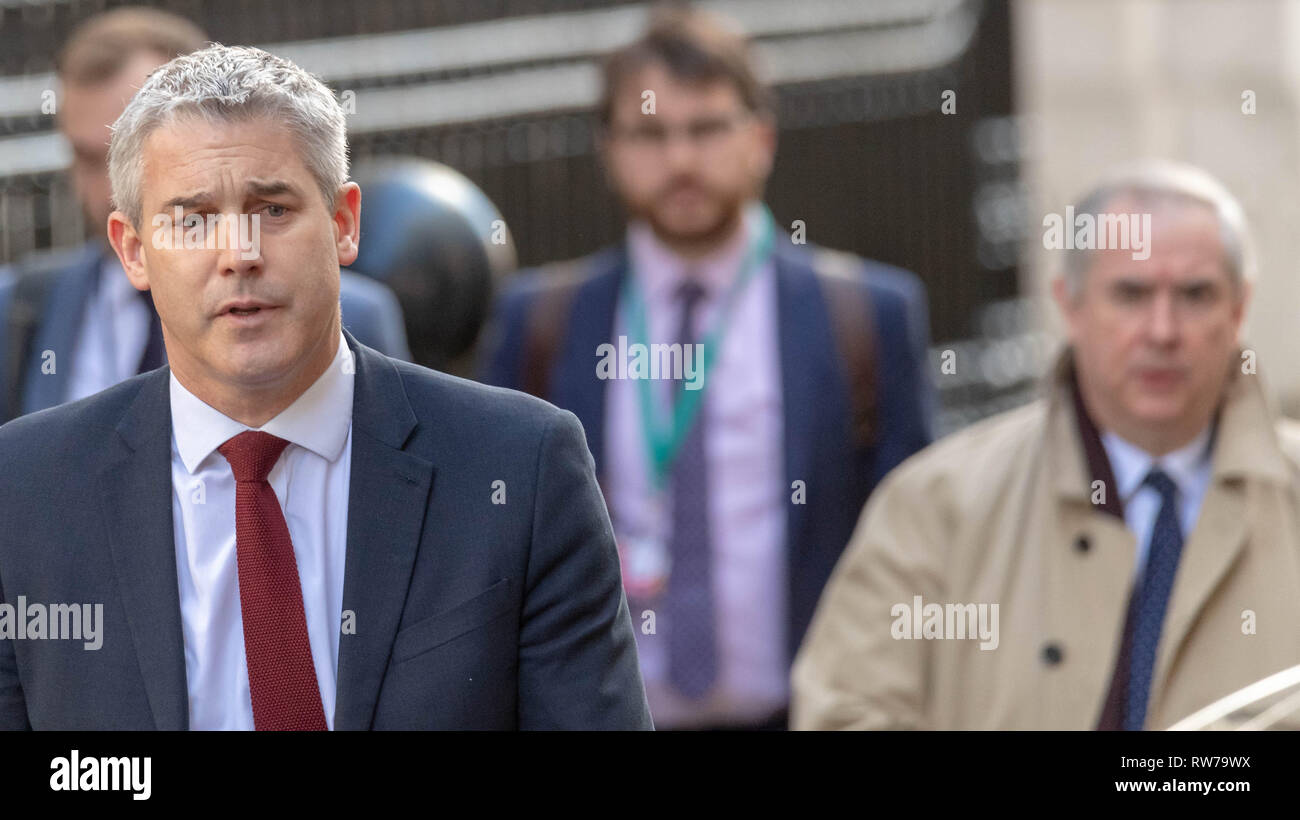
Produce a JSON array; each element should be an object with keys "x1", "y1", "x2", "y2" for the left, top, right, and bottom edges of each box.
[
  {"x1": 666, "y1": 278, "x2": 717, "y2": 699},
  {"x1": 1124, "y1": 468, "x2": 1185, "y2": 730}
]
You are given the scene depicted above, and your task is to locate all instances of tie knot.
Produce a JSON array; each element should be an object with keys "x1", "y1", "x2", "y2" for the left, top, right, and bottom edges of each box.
[
  {"x1": 218, "y1": 431, "x2": 290, "y2": 483},
  {"x1": 1142, "y1": 468, "x2": 1178, "y2": 502},
  {"x1": 676, "y1": 277, "x2": 707, "y2": 308}
]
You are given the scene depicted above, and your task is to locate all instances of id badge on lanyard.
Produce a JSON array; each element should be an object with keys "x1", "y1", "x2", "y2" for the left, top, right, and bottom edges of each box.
[
  {"x1": 617, "y1": 495, "x2": 672, "y2": 603},
  {"x1": 612, "y1": 202, "x2": 776, "y2": 604}
]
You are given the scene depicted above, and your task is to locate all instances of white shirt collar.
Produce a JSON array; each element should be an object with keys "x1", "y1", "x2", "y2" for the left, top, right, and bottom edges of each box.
[
  {"x1": 170, "y1": 331, "x2": 354, "y2": 474},
  {"x1": 1100, "y1": 422, "x2": 1214, "y2": 504}
]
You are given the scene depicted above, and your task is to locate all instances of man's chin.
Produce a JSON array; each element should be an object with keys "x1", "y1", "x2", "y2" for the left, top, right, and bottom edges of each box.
[
  {"x1": 216, "y1": 349, "x2": 297, "y2": 388},
  {"x1": 1125, "y1": 394, "x2": 1196, "y2": 432},
  {"x1": 647, "y1": 210, "x2": 738, "y2": 246}
]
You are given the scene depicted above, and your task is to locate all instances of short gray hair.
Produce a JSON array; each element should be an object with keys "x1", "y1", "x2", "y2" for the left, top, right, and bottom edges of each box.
[
  {"x1": 108, "y1": 43, "x2": 348, "y2": 227},
  {"x1": 1062, "y1": 159, "x2": 1253, "y2": 299}
]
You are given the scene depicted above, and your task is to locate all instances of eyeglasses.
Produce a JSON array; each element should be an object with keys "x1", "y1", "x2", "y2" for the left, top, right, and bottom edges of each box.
[{"x1": 607, "y1": 110, "x2": 753, "y2": 151}]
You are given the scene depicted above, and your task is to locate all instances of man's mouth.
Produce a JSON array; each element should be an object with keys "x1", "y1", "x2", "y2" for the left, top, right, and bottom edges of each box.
[
  {"x1": 217, "y1": 299, "x2": 277, "y2": 317},
  {"x1": 663, "y1": 187, "x2": 705, "y2": 202},
  {"x1": 1136, "y1": 367, "x2": 1185, "y2": 389},
  {"x1": 217, "y1": 300, "x2": 279, "y2": 324}
]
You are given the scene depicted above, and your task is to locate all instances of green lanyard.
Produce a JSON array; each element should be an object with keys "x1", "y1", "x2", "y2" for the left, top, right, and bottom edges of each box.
[{"x1": 620, "y1": 202, "x2": 777, "y2": 491}]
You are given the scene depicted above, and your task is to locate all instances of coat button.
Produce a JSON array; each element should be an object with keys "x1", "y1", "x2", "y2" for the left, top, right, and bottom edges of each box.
[
  {"x1": 1042, "y1": 643, "x2": 1064, "y2": 666},
  {"x1": 1074, "y1": 535, "x2": 1090, "y2": 554}
]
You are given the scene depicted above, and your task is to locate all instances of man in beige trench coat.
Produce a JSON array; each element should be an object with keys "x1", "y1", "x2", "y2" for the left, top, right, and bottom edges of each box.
[{"x1": 792, "y1": 161, "x2": 1300, "y2": 730}]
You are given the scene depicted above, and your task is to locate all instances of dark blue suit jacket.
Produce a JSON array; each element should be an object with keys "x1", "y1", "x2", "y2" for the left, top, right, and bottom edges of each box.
[
  {"x1": 0, "y1": 241, "x2": 413, "y2": 422},
  {"x1": 480, "y1": 234, "x2": 936, "y2": 664},
  {"x1": 0, "y1": 328, "x2": 652, "y2": 730}
]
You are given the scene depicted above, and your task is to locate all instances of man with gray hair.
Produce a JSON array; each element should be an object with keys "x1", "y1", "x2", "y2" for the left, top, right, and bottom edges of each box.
[
  {"x1": 792, "y1": 160, "x2": 1300, "y2": 730},
  {"x1": 0, "y1": 6, "x2": 411, "y2": 425},
  {"x1": 0, "y1": 43, "x2": 652, "y2": 730}
]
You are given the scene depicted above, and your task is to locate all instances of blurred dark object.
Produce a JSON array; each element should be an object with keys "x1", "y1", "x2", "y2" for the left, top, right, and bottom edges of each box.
[{"x1": 346, "y1": 157, "x2": 516, "y2": 375}]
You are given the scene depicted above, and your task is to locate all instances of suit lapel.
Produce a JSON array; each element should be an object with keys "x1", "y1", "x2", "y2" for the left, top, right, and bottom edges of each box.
[
  {"x1": 551, "y1": 249, "x2": 625, "y2": 477},
  {"x1": 1150, "y1": 482, "x2": 1247, "y2": 707},
  {"x1": 98, "y1": 367, "x2": 189, "y2": 730},
  {"x1": 775, "y1": 242, "x2": 834, "y2": 563},
  {"x1": 23, "y1": 245, "x2": 102, "y2": 414},
  {"x1": 1149, "y1": 366, "x2": 1285, "y2": 707},
  {"x1": 94, "y1": 329, "x2": 437, "y2": 730},
  {"x1": 333, "y1": 329, "x2": 435, "y2": 730},
  {"x1": 1043, "y1": 379, "x2": 1140, "y2": 727}
]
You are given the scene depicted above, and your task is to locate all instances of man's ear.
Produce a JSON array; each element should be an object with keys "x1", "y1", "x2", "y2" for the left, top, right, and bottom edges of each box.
[
  {"x1": 333, "y1": 182, "x2": 362, "y2": 266},
  {"x1": 107, "y1": 210, "x2": 150, "y2": 292},
  {"x1": 1051, "y1": 275, "x2": 1080, "y2": 345},
  {"x1": 1232, "y1": 276, "x2": 1253, "y2": 342},
  {"x1": 749, "y1": 110, "x2": 777, "y2": 182},
  {"x1": 595, "y1": 125, "x2": 617, "y2": 191}
]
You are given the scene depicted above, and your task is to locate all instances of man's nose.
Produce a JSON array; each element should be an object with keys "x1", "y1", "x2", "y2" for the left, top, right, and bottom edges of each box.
[
  {"x1": 663, "y1": 129, "x2": 700, "y2": 170},
  {"x1": 215, "y1": 212, "x2": 262, "y2": 275},
  {"x1": 1146, "y1": 289, "x2": 1179, "y2": 345}
]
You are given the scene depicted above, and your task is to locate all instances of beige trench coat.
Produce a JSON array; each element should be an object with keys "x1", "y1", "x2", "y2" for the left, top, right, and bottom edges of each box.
[{"x1": 792, "y1": 349, "x2": 1300, "y2": 729}]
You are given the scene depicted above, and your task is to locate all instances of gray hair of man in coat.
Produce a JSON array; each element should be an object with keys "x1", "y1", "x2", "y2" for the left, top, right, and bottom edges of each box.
[
  {"x1": 108, "y1": 42, "x2": 348, "y2": 228},
  {"x1": 1060, "y1": 159, "x2": 1253, "y2": 301}
]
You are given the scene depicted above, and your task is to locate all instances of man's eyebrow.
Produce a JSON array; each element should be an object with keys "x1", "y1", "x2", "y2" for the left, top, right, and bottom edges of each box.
[
  {"x1": 158, "y1": 181, "x2": 302, "y2": 211},
  {"x1": 245, "y1": 180, "x2": 302, "y2": 198},
  {"x1": 159, "y1": 191, "x2": 214, "y2": 210},
  {"x1": 1112, "y1": 277, "x2": 1152, "y2": 288},
  {"x1": 1176, "y1": 277, "x2": 1221, "y2": 291}
]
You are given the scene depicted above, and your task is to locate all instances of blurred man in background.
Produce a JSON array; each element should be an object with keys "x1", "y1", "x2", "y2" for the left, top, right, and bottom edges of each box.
[
  {"x1": 0, "y1": 6, "x2": 409, "y2": 424},
  {"x1": 482, "y1": 5, "x2": 934, "y2": 730},
  {"x1": 793, "y1": 161, "x2": 1300, "y2": 730}
]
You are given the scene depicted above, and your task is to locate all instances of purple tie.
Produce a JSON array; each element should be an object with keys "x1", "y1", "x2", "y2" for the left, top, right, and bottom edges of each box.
[{"x1": 666, "y1": 277, "x2": 718, "y2": 699}]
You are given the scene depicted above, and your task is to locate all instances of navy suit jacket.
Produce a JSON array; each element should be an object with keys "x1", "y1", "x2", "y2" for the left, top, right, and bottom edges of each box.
[
  {"x1": 480, "y1": 234, "x2": 936, "y2": 664},
  {"x1": 0, "y1": 328, "x2": 652, "y2": 730},
  {"x1": 0, "y1": 241, "x2": 413, "y2": 422}
]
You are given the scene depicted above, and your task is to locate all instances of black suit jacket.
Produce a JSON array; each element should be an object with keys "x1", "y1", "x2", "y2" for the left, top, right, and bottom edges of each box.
[{"x1": 0, "y1": 328, "x2": 652, "y2": 729}]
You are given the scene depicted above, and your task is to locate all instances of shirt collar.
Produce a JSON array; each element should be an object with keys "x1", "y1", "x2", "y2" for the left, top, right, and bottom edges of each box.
[
  {"x1": 1100, "y1": 422, "x2": 1214, "y2": 504},
  {"x1": 626, "y1": 202, "x2": 758, "y2": 303},
  {"x1": 170, "y1": 330, "x2": 354, "y2": 474}
]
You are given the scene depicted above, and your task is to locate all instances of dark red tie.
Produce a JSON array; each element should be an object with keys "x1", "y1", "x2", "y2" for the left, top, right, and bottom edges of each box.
[{"x1": 218, "y1": 431, "x2": 328, "y2": 731}]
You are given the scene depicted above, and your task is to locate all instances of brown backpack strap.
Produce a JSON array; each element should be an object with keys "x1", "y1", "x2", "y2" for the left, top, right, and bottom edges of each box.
[
  {"x1": 809, "y1": 247, "x2": 878, "y2": 449},
  {"x1": 519, "y1": 259, "x2": 590, "y2": 399}
]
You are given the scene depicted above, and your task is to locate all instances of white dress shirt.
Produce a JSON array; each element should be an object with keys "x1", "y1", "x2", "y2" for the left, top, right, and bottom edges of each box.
[
  {"x1": 1100, "y1": 424, "x2": 1214, "y2": 580},
  {"x1": 67, "y1": 253, "x2": 153, "y2": 402},
  {"x1": 606, "y1": 205, "x2": 788, "y2": 728},
  {"x1": 169, "y1": 331, "x2": 353, "y2": 730}
]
